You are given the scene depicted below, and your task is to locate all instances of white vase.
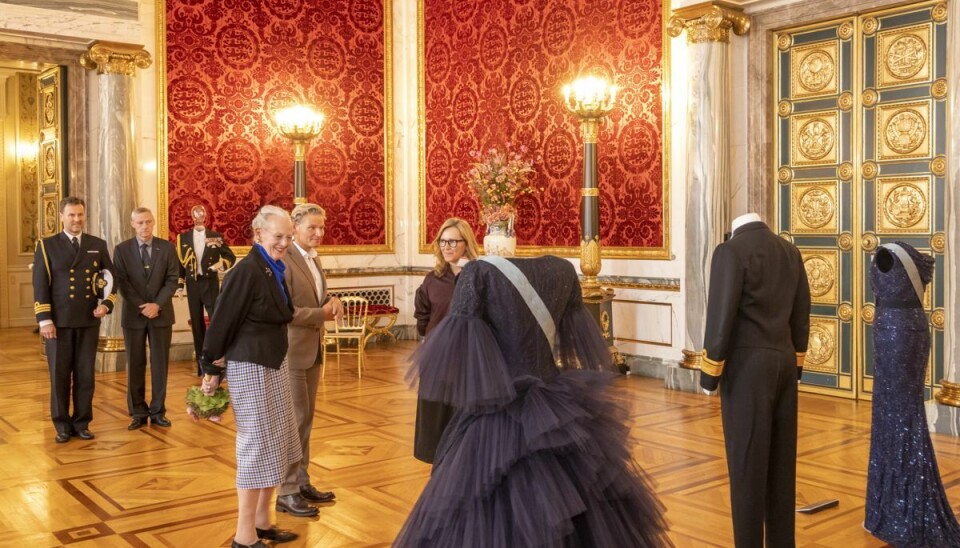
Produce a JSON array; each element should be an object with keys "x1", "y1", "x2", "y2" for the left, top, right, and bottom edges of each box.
[{"x1": 483, "y1": 215, "x2": 516, "y2": 257}]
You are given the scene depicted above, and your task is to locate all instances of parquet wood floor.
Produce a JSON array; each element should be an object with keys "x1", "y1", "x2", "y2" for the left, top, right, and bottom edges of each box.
[{"x1": 2, "y1": 325, "x2": 959, "y2": 547}]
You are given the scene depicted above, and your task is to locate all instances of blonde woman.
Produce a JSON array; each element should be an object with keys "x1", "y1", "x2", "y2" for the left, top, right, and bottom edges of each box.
[{"x1": 412, "y1": 218, "x2": 480, "y2": 463}]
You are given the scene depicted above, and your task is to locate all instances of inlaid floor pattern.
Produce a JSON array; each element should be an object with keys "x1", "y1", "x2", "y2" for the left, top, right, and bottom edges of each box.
[{"x1": 2, "y1": 326, "x2": 959, "y2": 546}]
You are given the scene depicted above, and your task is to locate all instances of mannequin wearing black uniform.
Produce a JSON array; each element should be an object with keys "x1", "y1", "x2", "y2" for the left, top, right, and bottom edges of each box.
[
  {"x1": 700, "y1": 213, "x2": 811, "y2": 547},
  {"x1": 176, "y1": 205, "x2": 235, "y2": 376}
]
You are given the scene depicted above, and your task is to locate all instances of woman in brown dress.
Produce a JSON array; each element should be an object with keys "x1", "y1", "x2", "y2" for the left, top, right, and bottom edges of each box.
[{"x1": 412, "y1": 218, "x2": 479, "y2": 463}]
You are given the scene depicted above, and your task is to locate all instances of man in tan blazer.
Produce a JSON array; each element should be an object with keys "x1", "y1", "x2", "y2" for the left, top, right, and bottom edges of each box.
[{"x1": 276, "y1": 203, "x2": 344, "y2": 517}]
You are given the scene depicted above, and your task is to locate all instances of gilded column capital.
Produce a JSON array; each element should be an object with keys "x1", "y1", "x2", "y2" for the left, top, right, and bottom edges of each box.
[
  {"x1": 80, "y1": 41, "x2": 152, "y2": 76},
  {"x1": 668, "y1": 2, "x2": 750, "y2": 44}
]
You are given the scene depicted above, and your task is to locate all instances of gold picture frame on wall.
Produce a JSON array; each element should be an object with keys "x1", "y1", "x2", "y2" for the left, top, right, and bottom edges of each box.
[
  {"x1": 154, "y1": 0, "x2": 394, "y2": 256},
  {"x1": 416, "y1": 0, "x2": 672, "y2": 258}
]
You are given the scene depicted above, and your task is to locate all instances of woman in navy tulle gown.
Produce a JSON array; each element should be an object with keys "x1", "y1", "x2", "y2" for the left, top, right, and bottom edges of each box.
[
  {"x1": 865, "y1": 242, "x2": 960, "y2": 547},
  {"x1": 395, "y1": 255, "x2": 670, "y2": 547}
]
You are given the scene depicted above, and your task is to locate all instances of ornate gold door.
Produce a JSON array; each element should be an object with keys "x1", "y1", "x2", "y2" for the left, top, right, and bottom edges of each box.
[
  {"x1": 37, "y1": 66, "x2": 66, "y2": 239},
  {"x1": 775, "y1": 1, "x2": 948, "y2": 399}
]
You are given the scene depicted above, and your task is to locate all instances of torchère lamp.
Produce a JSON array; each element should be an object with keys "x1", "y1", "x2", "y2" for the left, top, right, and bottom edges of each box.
[
  {"x1": 276, "y1": 105, "x2": 325, "y2": 204},
  {"x1": 562, "y1": 76, "x2": 617, "y2": 299}
]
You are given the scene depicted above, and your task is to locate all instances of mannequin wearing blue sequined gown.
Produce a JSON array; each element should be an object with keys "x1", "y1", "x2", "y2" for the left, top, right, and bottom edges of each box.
[
  {"x1": 394, "y1": 256, "x2": 670, "y2": 547},
  {"x1": 865, "y1": 242, "x2": 960, "y2": 547}
]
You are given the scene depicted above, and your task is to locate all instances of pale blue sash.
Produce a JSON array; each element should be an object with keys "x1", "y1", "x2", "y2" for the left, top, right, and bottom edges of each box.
[
  {"x1": 880, "y1": 243, "x2": 925, "y2": 304},
  {"x1": 479, "y1": 256, "x2": 557, "y2": 358}
]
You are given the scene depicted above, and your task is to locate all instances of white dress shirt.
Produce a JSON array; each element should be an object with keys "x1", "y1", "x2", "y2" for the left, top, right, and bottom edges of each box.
[
  {"x1": 193, "y1": 227, "x2": 206, "y2": 265},
  {"x1": 293, "y1": 241, "x2": 324, "y2": 299},
  {"x1": 63, "y1": 230, "x2": 81, "y2": 245}
]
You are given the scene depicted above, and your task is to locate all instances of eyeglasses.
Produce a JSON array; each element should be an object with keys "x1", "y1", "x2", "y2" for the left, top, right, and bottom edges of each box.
[{"x1": 438, "y1": 239, "x2": 464, "y2": 248}]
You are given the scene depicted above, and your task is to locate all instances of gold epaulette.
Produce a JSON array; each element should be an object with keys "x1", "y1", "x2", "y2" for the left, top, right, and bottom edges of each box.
[
  {"x1": 701, "y1": 353, "x2": 725, "y2": 377},
  {"x1": 796, "y1": 352, "x2": 806, "y2": 367},
  {"x1": 34, "y1": 302, "x2": 51, "y2": 314},
  {"x1": 176, "y1": 234, "x2": 195, "y2": 268}
]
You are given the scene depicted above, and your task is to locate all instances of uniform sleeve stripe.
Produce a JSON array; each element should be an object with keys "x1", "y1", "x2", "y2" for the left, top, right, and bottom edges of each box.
[{"x1": 701, "y1": 352, "x2": 725, "y2": 376}]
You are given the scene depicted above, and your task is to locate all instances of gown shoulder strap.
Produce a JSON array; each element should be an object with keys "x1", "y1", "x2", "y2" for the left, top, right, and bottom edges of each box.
[{"x1": 879, "y1": 243, "x2": 925, "y2": 304}]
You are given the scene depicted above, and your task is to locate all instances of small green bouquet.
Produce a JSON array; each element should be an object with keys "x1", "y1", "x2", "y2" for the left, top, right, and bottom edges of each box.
[{"x1": 186, "y1": 385, "x2": 230, "y2": 423}]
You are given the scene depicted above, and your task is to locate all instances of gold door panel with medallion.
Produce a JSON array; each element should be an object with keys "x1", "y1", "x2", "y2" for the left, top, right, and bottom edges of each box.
[
  {"x1": 861, "y1": 1, "x2": 947, "y2": 401},
  {"x1": 775, "y1": 1, "x2": 947, "y2": 400},
  {"x1": 777, "y1": 16, "x2": 856, "y2": 398},
  {"x1": 37, "y1": 66, "x2": 67, "y2": 239}
]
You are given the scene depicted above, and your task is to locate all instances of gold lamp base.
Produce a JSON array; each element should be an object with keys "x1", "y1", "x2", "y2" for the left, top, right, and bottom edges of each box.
[
  {"x1": 936, "y1": 379, "x2": 960, "y2": 407},
  {"x1": 680, "y1": 349, "x2": 702, "y2": 370}
]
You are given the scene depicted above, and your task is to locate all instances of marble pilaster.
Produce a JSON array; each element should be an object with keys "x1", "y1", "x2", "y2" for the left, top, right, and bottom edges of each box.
[
  {"x1": 667, "y1": 3, "x2": 748, "y2": 385},
  {"x1": 81, "y1": 41, "x2": 152, "y2": 372}
]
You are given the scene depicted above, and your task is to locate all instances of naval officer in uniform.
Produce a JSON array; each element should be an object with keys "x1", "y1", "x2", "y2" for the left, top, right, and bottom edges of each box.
[
  {"x1": 33, "y1": 196, "x2": 117, "y2": 443},
  {"x1": 700, "y1": 212, "x2": 811, "y2": 547}
]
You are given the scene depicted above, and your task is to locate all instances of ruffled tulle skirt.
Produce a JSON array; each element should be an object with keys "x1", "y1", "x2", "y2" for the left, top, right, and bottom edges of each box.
[{"x1": 395, "y1": 370, "x2": 670, "y2": 547}]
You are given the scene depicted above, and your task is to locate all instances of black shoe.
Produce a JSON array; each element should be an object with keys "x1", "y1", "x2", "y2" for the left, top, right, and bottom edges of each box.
[
  {"x1": 151, "y1": 415, "x2": 172, "y2": 427},
  {"x1": 75, "y1": 429, "x2": 95, "y2": 440},
  {"x1": 55, "y1": 432, "x2": 70, "y2": 443},
  {"x1": 256, "y1": 526, "x2": 298, "y2": 543},
  {"x1": 128, "y1": 417, "x2": 147, "y2": 430},
  {"x1": 275, "y1": 494, "x2": 318, "y2": 517},
  {"x1": 300, "y1": 484, "x2": 336, "y2": 503},
  {"x1": 231, "y1": 541, "x2": 268, "y2": 548}
]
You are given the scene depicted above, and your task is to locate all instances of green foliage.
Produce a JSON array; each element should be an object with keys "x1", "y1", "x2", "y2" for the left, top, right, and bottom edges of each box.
[{"x1": 186, "y1": 386, "x2": 230, "y2": 418}]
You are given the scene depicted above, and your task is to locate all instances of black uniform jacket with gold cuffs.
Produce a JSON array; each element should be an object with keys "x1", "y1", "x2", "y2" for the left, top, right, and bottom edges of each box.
[
  {"x1": 176, "y1": 229, "x2": 236, "y2": 288},
  {"x1": 33, "y1": 232, "x2": 117, "y2": 327},
  {"x1": 700, "y1": 221, "x2": 811, "y2": 391}
]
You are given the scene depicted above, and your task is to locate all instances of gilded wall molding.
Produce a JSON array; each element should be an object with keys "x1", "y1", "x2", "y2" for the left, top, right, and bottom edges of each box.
[
  {"x1": 80, "y1": 41, "x2": 152, "y2": 75},
  {"x1": 669, "y1": 2, "x2": 750, "y2": 44}
]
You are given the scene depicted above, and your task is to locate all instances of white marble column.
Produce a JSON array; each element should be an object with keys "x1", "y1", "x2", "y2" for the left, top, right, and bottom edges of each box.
[
  {"x1": 80, "y1": 42, "x2": 152, "y2": 371},
  {"x1": 666, "y1": 5, "x2": 749, "y2": 389},
  {"x1": 932, "y1": 0, "x2": 960, "y2": 432}
]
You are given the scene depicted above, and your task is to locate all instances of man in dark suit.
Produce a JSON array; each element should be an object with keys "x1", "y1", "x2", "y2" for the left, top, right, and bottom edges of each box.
[
  {"x1": 114, "y1": 207, "x2": 180, "y2": 430},
  {"x1": 700, "y1": 213, "x2": 811, "y2": 547},
  {"x1": 176, "y1": 205, "x2": 235, "y2": 376},
  {"x1": 33, "y1": 196, "x2": 117, "y2": 443}
]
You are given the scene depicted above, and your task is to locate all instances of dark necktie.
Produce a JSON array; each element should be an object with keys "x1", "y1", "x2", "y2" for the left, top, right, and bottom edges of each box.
[
  {"x1": 71, "y1": 236, "x2": 79, "y2": 253},
  {"x1": 141, "y1": 243, "x2": 151, "y2": 276}
]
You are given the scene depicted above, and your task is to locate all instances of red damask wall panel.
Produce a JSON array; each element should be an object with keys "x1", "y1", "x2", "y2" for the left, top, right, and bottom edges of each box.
[
  {"x1": 421, "y1": 0, "x2": 665, "y2": 254},
  {"x1": 165, "y1": 0, "x2": 389, "y2": 249}
]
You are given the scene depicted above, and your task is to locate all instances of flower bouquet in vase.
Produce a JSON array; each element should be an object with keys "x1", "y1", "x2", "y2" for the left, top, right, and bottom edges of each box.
[{"x1": 465, "y1": 144, "x2": 538, "y2": 256}]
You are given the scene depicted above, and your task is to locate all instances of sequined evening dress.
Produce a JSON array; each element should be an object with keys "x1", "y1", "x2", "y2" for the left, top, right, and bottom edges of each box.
[
  {"x1": 394, "y1": 256, "x2": 670, "y2": 547},
  {"x1": 865, "y1": 242, "x2": 960, "y2": 547}
]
